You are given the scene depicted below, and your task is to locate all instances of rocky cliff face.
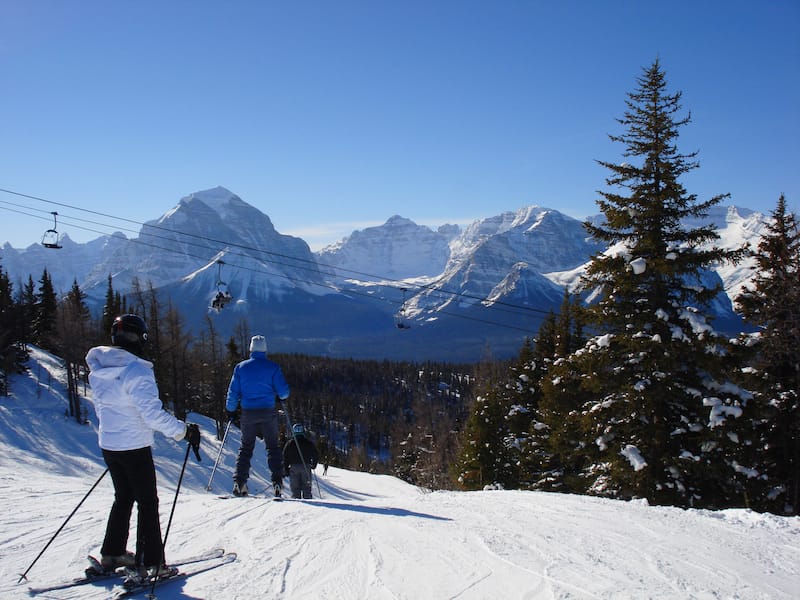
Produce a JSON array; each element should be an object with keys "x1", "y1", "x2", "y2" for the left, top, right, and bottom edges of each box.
[{"x1": 317, "y1": 215, "x2": 458, "y2": 281}]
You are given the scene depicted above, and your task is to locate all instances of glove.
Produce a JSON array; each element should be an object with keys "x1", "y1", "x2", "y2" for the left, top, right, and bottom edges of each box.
[
  {"x1": 227, "y1": 410, "x2": 240, "y2": 429},
  {"x1": 185, "y1": 423, "x2": 201, "y2": 461}
]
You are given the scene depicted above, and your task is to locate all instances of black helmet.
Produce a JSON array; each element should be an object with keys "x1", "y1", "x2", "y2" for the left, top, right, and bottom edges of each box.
[{"x1": 111, "y1": 314, "x2": 148, "y2": 356}]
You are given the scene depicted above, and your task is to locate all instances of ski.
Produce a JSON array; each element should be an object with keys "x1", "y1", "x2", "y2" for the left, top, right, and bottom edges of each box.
[
  {"x1": 217, "y1": 492, "x2": 263, "y2": 499},
  {"x1": 27, "y1": 548, "x2": 226, "y2": 594},
  {"x1": 217, "y1": 494, "x2": 257, "y2": 499},
  {"x1": 216, "y1": 486, "x2": 266, "y2": 499},
  {"x1": 111, "y1": 552, "x2": 236, "y2": 599}
]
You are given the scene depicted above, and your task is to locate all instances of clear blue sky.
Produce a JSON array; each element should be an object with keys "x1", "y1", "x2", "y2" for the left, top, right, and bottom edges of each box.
[{"x1": 1, "y1": 0, "x2": 798, "y2": 251}]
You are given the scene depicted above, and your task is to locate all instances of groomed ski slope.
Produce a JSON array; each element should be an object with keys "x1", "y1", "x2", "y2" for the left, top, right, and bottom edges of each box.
[{"x1": 0, "y1": 347, "x2": 798, "y2": 599}]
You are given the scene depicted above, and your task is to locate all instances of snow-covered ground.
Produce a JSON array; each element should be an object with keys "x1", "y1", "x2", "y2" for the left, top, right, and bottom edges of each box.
[{"x1": 0, "y1": 347, "x2": 798, "y2": 599}]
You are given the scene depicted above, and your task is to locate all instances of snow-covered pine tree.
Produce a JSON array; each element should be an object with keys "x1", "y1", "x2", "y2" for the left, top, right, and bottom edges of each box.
[
  {"x1": 523, "y1": 293, "x2": 588, "y2": 492},
  {"x1": 500, "y1": 338, "x2": 537, "y2": 488},
  {"x1": 455, "y1": 293, "x2": 586, "y2": 492},
  {"x1": 543, "y1": 59, "x2": 748, "y2": 508},
  {"x1": 735, "y1": 194, "x2": 800, "y2": 514},
  {"x1": 454, "y1": 384, "x2": 521, "y2": 491}
]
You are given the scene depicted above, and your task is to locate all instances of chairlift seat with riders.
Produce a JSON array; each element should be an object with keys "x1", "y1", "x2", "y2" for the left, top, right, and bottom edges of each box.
[
  {"x1": 395, "y1": 287, "x2": 412, "y2": 330},
  {"x1": 41, "y1": 212, "x2": 63, "y2": 249},
  {"x1": 210, "y1": 259, "x2": 233, "y2": 311}
]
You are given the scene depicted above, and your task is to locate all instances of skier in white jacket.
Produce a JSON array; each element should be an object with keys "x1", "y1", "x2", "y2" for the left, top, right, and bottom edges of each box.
[{"x1": 85, "y1": 314, "x2": 200, "y2": 577}]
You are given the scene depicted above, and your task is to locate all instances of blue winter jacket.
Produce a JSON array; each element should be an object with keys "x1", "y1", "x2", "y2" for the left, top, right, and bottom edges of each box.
[{"x1": 225, "y1": 351, "x2": 290, "y2": 412}]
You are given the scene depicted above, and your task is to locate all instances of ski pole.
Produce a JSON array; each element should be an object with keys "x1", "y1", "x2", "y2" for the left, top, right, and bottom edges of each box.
[
  {"x1": 206, "y1": 419, "x2": 232, "y2": 491},
  {"x1": 162, "y1": 443, "x2": 190, "y2": 553},
  {"x1": 18, "y1": 468, "x2": 109, "y2": 583},
  {"x1": 152, "y1": 442, "x2": 191, "y2": 598}
]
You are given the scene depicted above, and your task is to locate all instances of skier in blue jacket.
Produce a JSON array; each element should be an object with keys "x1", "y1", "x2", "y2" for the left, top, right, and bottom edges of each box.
[{"x1": 225, "y1": 335, "x2": 290, "y2": 497}]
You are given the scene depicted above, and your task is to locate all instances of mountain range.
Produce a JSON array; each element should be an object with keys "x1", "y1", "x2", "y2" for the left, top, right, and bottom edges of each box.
[{"x1": 0, "y1": 186, "x2": 769, "y2": 362}]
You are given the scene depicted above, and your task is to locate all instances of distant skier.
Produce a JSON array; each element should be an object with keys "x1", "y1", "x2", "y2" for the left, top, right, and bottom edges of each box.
[
  {"x1": 283, "y1": 424, "x2": 319, "y2": 499},
  {"x1": 85, "y1": 314, "x2": 201, "y2": 577},
  {"x1": 225, "y1": 335, "x2": 290, "y2": 498}
]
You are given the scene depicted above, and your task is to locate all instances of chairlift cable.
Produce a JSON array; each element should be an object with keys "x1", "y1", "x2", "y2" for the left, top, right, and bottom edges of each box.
[
  {"x1": 0, "y1": 200, "x2": 555, "y2": 323},
  {"x1": 0, "y1": 188, "x2": 559, "y2": 322},
  {"x1": 0, "y1": 203, "x2": 538, "y2": 333},
  {"x1": 0, "y1": 188, "x2": 554, "y2": 317},
  {"x1": 0, "y1": 188, "x2": 556, "y2": 317}
]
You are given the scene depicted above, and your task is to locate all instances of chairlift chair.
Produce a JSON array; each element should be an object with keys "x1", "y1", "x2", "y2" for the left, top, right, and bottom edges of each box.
[
  {"x1": 41, "y1": 212, "x2": 63, "y2": 249},
  {"x1": 395, "y1": 287, "x2": 412, "y2": 330},
  {"x1": 210, "y1": 259, "x2": 233, "y2": 311}
]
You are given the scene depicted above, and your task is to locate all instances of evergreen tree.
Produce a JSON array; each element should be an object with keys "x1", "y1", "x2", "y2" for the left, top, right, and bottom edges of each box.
[
  {"x1": 735, "y1": 194, "x2": 800, "y2": 514},
  {"x1": 454, "y1": 291, "x2": 588, "y2": 491},
  {"x1": 0, "y1": 264, "x2": 16, "y2": 394},
  {"x1": 393, "y1": 432, "x2": 419, "y2": 483},
  {"x1": 34, "y1": 268, "x2": 59, "y2": 352},
  {"x1": 523, "y1": 293, "x2": 587, "y2": 491},
  {"x1": 18, "y1": 275, "x2": 37, "y2": 348},
  {"x1": 64, "y1": 279, "x2": 91, "y2": 322},
  {"x1": 101, "y1": 274, "x2": 122, "y2": 337},
  {"x1": 504, "y1": 337, "x2": 537, "y2": 482},
  {"x1": 543, "y1": 59, "x2": 747, "y2": 508},
  {"x1": 453, "y1": 386, "x2": 519, "y2": 490},
  {"x1": 0, "y1": 265, "x2": 13, "y2": 339}
]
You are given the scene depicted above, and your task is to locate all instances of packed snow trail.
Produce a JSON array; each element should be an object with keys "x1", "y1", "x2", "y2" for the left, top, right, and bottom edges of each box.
[{"x1": 0, "y1": 347, "x2": 798, "y2": 599}]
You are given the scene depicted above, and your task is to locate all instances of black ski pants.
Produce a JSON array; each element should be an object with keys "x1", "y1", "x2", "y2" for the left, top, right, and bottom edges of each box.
[
  {"x1": 235, "y1": 408, "x2": 283, "y2": 485},
  {"x1": 289, "y1": 467, "x2": 313, "y2": 499},
  {"x1": 101, "y1": 446, "x2": 164, "y2": 568}
]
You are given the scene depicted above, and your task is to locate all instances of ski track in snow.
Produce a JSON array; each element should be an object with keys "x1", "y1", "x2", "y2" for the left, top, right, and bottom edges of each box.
[{"x1": 0, "y1": 346, "x2": 799, "y2": 599}]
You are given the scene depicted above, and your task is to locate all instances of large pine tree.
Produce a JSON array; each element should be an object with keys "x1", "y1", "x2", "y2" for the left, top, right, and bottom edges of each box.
[
  {"x1": 735, "y1": 194, "x2": 800, "y2": 514},
  {"x1": 543, "y1": 59, "x2": 748, "y2": 508}
]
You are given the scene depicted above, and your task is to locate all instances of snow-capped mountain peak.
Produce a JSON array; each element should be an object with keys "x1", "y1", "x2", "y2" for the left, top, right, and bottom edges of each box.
[
  {"x1": 317, "y1": 215, "x2": 460, "y2": 281},
  {"x1": 0, "y1": 188, "x2": 771, "y2": 361}
]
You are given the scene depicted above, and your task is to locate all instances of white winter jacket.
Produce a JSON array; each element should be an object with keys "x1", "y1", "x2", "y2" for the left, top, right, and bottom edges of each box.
[{"x1": 85, "y1": 346, "x2": 186, "y2": 452}]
